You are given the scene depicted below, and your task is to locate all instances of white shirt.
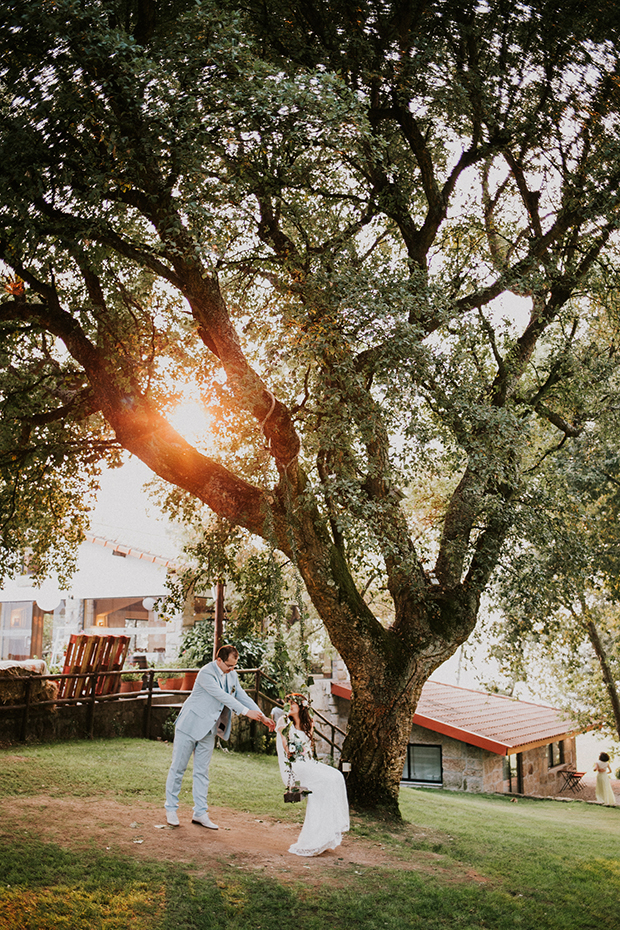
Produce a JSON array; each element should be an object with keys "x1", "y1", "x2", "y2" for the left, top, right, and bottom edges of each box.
[{"x1": 217, "y1": 663, "x2": 250, "y2": 716}]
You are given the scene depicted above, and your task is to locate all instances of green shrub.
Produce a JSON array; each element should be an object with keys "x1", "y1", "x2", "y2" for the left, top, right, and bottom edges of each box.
[
  {"x1": 178, "y1": 620, "x2": 214, "y2": 668},
  {"x1": 162, "y1": 709, "x2": 179, "y2": 742},
  {"x1": 179, "y1": 624, "x2": 280, "y2": 698}
]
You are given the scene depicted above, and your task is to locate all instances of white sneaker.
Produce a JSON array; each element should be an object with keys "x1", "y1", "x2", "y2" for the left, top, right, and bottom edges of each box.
[
  {"x1": 191, "y1": 813, "x2": 219, "y2": 830},
  {"x1": 166, "y1": 810, "x2": 180, "y2": 826}
]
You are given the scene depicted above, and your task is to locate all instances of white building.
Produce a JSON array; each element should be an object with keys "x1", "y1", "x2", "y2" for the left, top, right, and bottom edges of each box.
[{"x1": 0, "y1": 532, "x2": 187, "y2": 668}]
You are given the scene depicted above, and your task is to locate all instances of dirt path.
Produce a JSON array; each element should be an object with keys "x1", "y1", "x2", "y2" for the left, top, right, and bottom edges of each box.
[
  {"x1": 5, "y1": 784, "x2": 613, "y2": 888},
  {"x1": 0, "y1": 795, "x2": 482, "y2": 887}
]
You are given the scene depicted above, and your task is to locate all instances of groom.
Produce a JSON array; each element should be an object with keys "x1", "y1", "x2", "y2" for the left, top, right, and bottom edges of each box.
[{"x1": 164, "y1": 644, "x2": 274, "y2": 828}]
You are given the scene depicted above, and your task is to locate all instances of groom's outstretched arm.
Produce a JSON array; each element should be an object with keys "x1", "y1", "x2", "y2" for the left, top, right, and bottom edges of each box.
[{"x1": 234, "y1": 678, "x2": 276, "y2": 729}]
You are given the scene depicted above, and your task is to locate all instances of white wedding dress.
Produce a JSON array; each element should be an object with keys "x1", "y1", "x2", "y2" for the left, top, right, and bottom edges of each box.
[{"x1": 276, "y1": 715, "x2": 350, "y2": 857}]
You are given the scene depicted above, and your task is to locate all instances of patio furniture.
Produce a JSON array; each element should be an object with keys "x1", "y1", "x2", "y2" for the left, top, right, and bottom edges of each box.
[{"x1": 559, "y1": 768, "x2": 586, "y2": 793}]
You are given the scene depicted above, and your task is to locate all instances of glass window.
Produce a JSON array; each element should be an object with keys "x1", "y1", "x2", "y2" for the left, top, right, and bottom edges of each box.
[
  {"x1": 548, "y1": 741, "x2": 564, "y2": 768},
  {"x1": 402, "y1": 744, "x2": 442, "y2": 783},
  {"x1": 0, "y1": 601, "x2": 33, "y2": 660}
]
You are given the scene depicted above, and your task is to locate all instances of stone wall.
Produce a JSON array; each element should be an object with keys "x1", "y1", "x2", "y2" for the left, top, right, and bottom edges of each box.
[
  {"x1": 517, "y1": 738, "x2": 577, "y2": 797},
  {"x1": 407, "y1": 722, "x2": 578, "y2": 797},
  {"x1": 0, "y1": 691, "x2": 274, "y2": 752},
  {"x1": 306, "y1": 678, "x2": 579, "y2": 797},
  {"x1": 482, "y1": 750, "x2": 506, "y2": 794},
  {"x1": 0, "y1": 695, "x2": 164, "y2": 745},
  {"x1": 309, "y1": 678, "x2": 348, "y2": 760}
]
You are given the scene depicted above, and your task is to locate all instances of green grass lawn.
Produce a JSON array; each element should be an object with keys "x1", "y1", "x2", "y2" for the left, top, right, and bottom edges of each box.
[{"x1": 1, "y1": 739, "x2": 619, "y2": 930}]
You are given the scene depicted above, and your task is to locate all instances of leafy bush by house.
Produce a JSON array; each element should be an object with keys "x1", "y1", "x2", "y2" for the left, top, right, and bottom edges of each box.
[{"x1": 179, "y1": 623, "x2": 280, "y2": 698}]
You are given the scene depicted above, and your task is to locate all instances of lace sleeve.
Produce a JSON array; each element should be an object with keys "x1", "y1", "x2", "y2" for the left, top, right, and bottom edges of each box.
[{"x1": 275, "y1": 715, "x2": 291, "y2": 785}]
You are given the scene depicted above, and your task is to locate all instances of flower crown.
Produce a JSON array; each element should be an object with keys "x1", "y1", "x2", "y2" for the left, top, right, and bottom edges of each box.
[
  {"x1": 283, "y1": 692, "x2": 313, "y2": 715},
  {"x1": 285, "y1": 692, "x2": 310, "y2": 706}
]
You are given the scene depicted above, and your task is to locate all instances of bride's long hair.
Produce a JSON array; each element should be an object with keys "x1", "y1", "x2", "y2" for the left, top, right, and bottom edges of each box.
[{"x1": 286, "y1": 693, "x2": 313, "y2": 739}]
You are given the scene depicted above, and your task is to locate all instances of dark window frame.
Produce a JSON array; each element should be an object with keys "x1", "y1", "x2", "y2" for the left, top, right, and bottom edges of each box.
[
  {"x1": 402, "y1": 743, "x2": 443, "y2": 784},
  {"x1": 548, "y1": 740, "x2": 565, "y2": 769},
  {"x1": 503, "y1": 752, "x2": 523, "y2": 794}
]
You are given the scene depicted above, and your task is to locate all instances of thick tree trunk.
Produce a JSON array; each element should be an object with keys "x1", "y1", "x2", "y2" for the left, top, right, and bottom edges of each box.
[
  {"x1": 341, "y1": 669, "x2": 426, "y2": 816},
  {"x1": 337, "y1": 633, "x2": 466, "y2": 815}
]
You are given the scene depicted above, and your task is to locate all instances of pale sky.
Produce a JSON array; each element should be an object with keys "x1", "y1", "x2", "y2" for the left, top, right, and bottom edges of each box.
[{"x1": 89, "y1": 454, "x2": 180, "y2": 559}]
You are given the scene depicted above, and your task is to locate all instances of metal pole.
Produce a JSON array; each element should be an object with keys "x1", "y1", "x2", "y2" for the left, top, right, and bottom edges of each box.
[
  {"x1": 144, "y1": 669, "x2": 155, "y2": 739},
  {"x1": 212, "y1": 581, "x2": 225, "y2": 659}
]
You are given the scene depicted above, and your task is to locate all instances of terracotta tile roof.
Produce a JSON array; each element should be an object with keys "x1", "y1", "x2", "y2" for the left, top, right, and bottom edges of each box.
[{"x1": 331, "y1": 679, "x2": 586, "y2": 756}]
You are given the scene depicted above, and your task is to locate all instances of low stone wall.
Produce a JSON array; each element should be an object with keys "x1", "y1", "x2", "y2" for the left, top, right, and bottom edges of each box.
[
  {"x1": 0, "y1": 691, "x2": 274, "y2": 751},
  {"x1": 0, "y1": 695, "x2": 171, "y2": 745}
]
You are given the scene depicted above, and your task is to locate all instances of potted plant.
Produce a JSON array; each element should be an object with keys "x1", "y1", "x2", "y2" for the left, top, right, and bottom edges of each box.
[
  {"x1": 181, "y1": 668, "x2": 198, "y2": 691},
  {"x1": 157, "y1": 658, "x2": 184, "y2": 691},
  {"x1": 120, "y1": 665, "x2": 144, "y2": 693},
  {"x1": 177, "y1": 628, "x2": 215, "y2": 691}
]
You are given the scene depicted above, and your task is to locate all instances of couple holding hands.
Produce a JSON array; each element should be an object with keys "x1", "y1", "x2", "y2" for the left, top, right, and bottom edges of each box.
[{"x1": 164, "y1": 644, "x2": 349, "y2": 856}]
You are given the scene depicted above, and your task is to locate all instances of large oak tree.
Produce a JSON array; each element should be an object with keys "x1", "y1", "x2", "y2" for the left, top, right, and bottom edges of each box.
[
  {"x1": 488, "y1": 434, "x2": 620, "y2": 744},
  {"x1": 2, "y1": 0, "x2": 620, "y2": 812}
]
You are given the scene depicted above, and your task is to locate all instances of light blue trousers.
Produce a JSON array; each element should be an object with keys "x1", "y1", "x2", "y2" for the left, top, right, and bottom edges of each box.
[{"x1": 165, "y1": 726, "x2": 216, "y2": 818}]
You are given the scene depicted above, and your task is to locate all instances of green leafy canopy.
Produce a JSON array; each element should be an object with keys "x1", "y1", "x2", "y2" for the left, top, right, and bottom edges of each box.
[{"x1": 4, "y1": 0, "x2": 620, "y2": 807}]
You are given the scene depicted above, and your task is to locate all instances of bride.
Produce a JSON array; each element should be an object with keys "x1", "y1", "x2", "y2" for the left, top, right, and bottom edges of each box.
[
  {"x1": 594, "y1": 752, "x2": 616, "y2": 805},
  {"x1": 276, "y1": 693, "x2": 349, "y2": 857}
]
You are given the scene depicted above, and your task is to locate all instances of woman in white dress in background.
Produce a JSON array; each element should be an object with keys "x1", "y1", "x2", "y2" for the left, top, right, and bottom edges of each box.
[
  {"x1": 276, "y1": 693, "x2": 349, "y2": 857},
  {"x1": 594, "y1": 752, "x2": 616, "y2": 806}
]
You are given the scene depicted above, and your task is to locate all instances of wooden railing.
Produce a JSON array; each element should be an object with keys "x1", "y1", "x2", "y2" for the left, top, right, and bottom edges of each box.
[
  {"x1": 249, "y1": 669, "x2": 347, "y2": 760},
  {"x1": 0, "y1": 667, "x2": 348, "y2": 757}
]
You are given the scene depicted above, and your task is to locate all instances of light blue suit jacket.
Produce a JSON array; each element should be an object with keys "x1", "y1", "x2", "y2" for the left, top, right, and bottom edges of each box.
[{"x1": 174, "y1": 660, "x2": 260, "y2": 742}]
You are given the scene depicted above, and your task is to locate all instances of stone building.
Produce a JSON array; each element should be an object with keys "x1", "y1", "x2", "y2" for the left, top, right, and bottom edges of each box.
[{"x1": 310, "y1": 676, "x2": 585, "y2": 797}]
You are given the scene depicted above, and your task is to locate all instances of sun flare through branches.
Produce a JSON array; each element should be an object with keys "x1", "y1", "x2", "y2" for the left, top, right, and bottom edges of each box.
[{"x1": 168, "y1": 399, "x2": 218, "y2": 454}]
